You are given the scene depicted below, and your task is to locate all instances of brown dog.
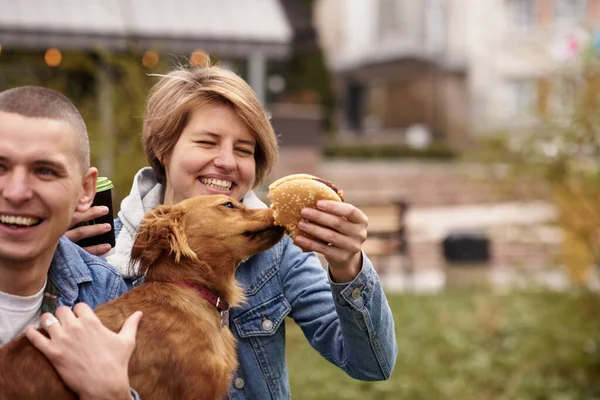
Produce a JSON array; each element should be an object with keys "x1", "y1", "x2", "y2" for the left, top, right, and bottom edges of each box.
[{"x1": 0, "y1": 195, "x2": 284, "y2": 400}]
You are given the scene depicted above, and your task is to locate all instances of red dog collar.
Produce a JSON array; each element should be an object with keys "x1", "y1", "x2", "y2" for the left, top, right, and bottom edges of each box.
[
  {"x1": 167, "y1": 280, "x2": 231, "y2": 327},
  {"x1": 169, "y1": 280, "x2": 230, "y2": 312}
]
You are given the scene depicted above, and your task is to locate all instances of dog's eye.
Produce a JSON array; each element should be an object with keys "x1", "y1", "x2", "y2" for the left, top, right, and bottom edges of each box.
[{"x1": 223, "y1": 202, "x2": 235, "y2": 209}]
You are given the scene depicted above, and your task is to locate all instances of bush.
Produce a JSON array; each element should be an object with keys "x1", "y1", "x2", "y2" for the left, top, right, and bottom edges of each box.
[{"x1": 476, "y1": 56, "x2": 600, "y2": 284}]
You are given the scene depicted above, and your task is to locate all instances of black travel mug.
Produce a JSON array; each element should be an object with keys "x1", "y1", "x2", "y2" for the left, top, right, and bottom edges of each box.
[{"x1": 76, "y1": 177, "x2": 116, "y2": 248}]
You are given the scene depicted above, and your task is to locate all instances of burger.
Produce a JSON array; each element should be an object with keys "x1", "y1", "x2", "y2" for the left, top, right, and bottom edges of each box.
[{"x1": 267, "y1": 174, "x2": 344, "y2": 239}]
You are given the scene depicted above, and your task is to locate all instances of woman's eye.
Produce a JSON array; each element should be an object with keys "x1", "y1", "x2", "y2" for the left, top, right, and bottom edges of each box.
[
  {"x1": 223, "y1": 202, "x2": 235, "y2": 209},
  {"x1": 238, "y1": 148, "x2": 254, "y2": 155}
]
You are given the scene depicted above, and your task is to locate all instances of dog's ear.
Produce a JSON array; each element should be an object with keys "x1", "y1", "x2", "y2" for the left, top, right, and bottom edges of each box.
[
  {"x1": 131, "y1": 204, "x2": 198, "y2": 272},
  {"x1": 164, "y1": 207, "x2": 199, "y2": 263}
]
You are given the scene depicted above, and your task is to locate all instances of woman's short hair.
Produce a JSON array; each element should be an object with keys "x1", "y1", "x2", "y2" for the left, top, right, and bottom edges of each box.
[{"x1": 142, "y1": 58, "x2": 279, "y2": 188}]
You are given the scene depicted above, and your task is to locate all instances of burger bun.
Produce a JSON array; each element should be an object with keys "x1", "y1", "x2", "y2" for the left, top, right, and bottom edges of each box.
[{"x1": 267, "y1": 174, "x2": 343, "y2": 240}]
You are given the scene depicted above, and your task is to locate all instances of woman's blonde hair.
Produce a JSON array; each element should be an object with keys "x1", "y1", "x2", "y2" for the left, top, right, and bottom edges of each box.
[{"x1": 142, "y1": 58, "x2": 279, "y2": 187}]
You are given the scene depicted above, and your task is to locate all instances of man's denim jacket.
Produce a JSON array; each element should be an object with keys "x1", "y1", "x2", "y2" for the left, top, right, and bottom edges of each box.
[
  {"x1": 43, "y1": 237, "x2": 139, "y2": 400},
  {"x1": 114, "y1": 220, "x2": 398, "y2": 399},
  {"x1": 43, "y1": 236, "x2": 128, "y2": 314}
]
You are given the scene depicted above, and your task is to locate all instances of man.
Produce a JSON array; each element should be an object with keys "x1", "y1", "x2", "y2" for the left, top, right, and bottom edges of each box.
[{"x1": 0, "y1": 86, "x2": 141, "y2": 399}]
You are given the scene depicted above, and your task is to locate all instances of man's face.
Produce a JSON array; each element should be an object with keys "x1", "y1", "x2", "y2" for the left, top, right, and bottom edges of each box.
[{"x1": 0, "y1": 111, "x2": 94, "y2": 267}]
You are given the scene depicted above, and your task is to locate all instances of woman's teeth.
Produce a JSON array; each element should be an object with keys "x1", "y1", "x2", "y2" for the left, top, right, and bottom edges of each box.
[
  {"x1": 0, "y1": 215, "x2": 40, "y2": 226},
  {"x1": 200, "y1": 178, "x2": 232, "y2": 191}
]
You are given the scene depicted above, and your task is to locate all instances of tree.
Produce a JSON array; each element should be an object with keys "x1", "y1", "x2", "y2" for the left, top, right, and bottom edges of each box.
[{"x1": 479, "y1": 49, "x2": 600, "y2": 284}]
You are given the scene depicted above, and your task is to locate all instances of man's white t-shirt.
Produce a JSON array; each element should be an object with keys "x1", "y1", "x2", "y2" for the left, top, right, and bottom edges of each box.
[{"x1": 0, "y1": 281, "x2": 46, "y2": 346}]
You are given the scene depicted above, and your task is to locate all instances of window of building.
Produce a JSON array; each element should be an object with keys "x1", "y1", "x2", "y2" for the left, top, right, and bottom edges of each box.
[
  {"x1": 555, "y1": 0, "x2": 587, "y2": 26},
  {"x1": 506, "y1": 79, "x2": 537, "y2": 118},
  {"x1": 345, "y1": 81, "x2": 365, "y2": 131},
  {"x1": 378, "y1": 0, "x2": 403, "y2": 40},
  {"x1": 508, "y1": 0, "x2": 536, "y2": 31}
]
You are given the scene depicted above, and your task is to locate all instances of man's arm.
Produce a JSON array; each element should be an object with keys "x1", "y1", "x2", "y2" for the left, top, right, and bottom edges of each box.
[{"x1": 25, "y1": 303, "x2": 142, "y2": 400}]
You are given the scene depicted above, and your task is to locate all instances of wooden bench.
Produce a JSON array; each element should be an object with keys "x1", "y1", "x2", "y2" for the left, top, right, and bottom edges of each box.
[{"x1": 358, "y1": 200, "x2": 410, "y2": 274}]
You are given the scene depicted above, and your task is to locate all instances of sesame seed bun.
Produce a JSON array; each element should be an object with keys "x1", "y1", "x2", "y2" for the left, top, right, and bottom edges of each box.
[{"x1": 267, "y1": 174, "x2": 343, "y2": 239}]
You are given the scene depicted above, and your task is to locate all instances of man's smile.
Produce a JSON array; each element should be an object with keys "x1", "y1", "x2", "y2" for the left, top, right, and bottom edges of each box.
[{"x1": 0, "y1": 214, "x2": 42, "y2": 227}]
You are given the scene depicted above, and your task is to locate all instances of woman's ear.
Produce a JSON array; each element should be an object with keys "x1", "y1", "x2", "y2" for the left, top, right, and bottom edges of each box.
[
  {"x1": 160, "y1": 152, "x2": 169, "y2": 167},
  {"x1": 76, "y1": 167, "x2": 98, "y2": 212}
]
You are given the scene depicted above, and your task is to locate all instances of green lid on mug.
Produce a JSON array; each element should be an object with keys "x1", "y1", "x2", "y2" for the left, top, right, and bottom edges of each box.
[{"x1": 96, "y1": 177, "x2": 114, "y2": 192}]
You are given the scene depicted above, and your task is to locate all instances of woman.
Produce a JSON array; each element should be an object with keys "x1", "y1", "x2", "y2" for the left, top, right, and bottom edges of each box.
[{"x1": 69, "y1": 60, "x2": 397, "y2": 399}]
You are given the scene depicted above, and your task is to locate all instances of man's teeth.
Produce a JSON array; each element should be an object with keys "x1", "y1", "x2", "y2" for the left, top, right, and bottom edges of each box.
[
  {"x1": 0, "y1": 215, "x2": 40, "y2": 226},
  {"x1": 200, "y1": 178, "x2": 232, "y2": 191}
]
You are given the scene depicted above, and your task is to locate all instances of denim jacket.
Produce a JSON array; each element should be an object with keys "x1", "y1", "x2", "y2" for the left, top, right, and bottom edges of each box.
[
  {"x1": 110, "y1": 168, "x2": 397, "y2": 399},
  {"x1": 43, "y1": 236, "x2": 129, "y2": 313},
  {"x1": 115, "y1": 218, "x2": 397, "y2": 399}
]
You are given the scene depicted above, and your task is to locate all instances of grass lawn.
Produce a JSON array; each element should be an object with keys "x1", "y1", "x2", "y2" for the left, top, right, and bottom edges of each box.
[{"x1": 286, "y1": 290, "x2": 600, "y2": 400}]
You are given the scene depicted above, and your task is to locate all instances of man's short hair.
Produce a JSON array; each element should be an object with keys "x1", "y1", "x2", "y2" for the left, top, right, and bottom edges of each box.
[{"x1": 0, "y1": 86, "x2": 90, "y2": 172}]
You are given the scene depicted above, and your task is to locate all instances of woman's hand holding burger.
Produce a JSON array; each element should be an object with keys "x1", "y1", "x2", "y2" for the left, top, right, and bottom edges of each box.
[{"x1": 268, "y1": 174, "x2": 369, "y2": 282}]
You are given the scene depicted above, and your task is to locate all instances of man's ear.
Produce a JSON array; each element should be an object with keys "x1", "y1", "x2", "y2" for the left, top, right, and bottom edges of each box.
[{"x1": 76, "y1": 167, "x2": 98, "y2": 213}]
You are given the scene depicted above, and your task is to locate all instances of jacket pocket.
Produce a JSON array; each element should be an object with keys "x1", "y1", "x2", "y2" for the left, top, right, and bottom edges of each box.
[
  {"x1": 233, "y1": 294, "x2": 292, "y2": 386},
  {"x1": 233, "y1": 294, "x2": 291, "y2": 338}
]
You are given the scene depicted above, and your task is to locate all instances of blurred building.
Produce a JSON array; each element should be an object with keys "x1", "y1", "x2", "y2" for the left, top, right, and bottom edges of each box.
[
  {"x1": 464, "y1": 0, "x2": 600, "y2": 133},
  {"x1": 313, "y1": 0, "x2": 600, "y2": 278},
  {"x1": 315, "y1": 0, "x2": 600, "y2": 141},
  {"x1": 0, "y1": 0, "x2": 293, "y2": 104},
  {"x1": 314, "y1": 0, "x2": 469, "y2": 145}
]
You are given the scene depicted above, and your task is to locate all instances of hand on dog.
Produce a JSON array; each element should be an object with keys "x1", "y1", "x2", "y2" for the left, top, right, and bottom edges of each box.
[
  {"x1": 294, "y1": 200, "x2": 368, "y2": 283},
  {"x1": 25, "y1": 303, "x2": 143, "y2": 400}
]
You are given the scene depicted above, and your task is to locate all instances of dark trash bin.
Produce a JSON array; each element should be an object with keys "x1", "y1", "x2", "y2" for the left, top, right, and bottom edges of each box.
[{"x1": 442, "y1": 231, "x2": 490, "y2": 264}]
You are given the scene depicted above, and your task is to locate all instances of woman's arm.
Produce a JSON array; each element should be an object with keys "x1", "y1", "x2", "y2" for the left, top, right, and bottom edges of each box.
[{"x1": 281, "y1": 239, "x2": 397, "y2": 380}]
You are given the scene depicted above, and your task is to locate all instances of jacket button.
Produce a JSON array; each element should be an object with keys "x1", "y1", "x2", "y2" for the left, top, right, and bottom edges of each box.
[
  {"x1": 234, "y1": 378, "x2": 245, "y2": 389},
  {"x1": 351, "y1": 287, "x2": 362, "y2": 299},
  {"x1": 262, "y1": 319, "x2": 274, "y2": 331}
]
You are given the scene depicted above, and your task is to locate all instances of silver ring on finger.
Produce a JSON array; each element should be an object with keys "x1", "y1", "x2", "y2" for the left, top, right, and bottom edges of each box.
[{"x1": 43, "y1": 315, "x2": 60, "y2": 330}]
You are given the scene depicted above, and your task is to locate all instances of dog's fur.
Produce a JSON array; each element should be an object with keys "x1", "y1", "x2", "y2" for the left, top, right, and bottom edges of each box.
[{"x1": 0, "y1": 195, "x2": 284, "y2": 400}]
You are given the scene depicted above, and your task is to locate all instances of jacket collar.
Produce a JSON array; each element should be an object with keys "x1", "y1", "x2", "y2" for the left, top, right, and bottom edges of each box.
[{"x1": 47, "y1": 236, "x2": 93, "y2": 307}]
